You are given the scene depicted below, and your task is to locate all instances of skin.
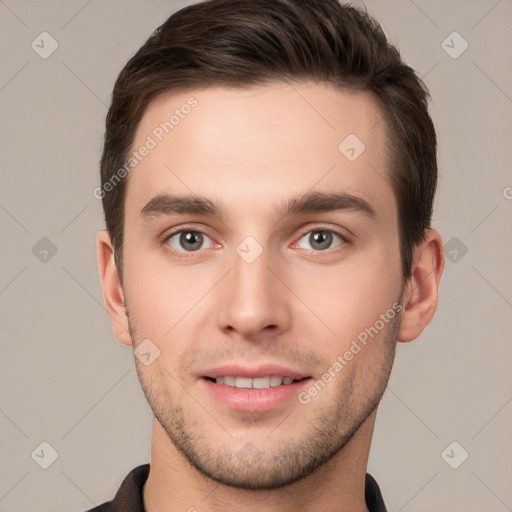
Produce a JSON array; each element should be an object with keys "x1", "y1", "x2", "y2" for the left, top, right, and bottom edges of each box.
[{"x1": 97, "y1": 81, "x2": 444, "y2": 512}]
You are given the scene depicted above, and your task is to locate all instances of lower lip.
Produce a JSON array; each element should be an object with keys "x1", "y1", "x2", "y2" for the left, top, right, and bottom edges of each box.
[{"x1": 201, "y1": 378, "x2": 312, "y2": 413}]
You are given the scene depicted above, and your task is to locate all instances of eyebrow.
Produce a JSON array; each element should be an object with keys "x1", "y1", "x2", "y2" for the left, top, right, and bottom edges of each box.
[{"x1": 139, "y1": 190, "x2": 377, "y2": 223}]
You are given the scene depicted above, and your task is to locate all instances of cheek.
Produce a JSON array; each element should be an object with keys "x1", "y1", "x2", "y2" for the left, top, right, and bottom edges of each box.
[
  {"x1": 123, "y1": 249, "x2": 215, "y2": 359},
  {"x1": 289, "y1": 252, "x2": 399, "y2": 343},
  {"x1": 123, "y1": 238, "x2": 186, "y2": 314}
]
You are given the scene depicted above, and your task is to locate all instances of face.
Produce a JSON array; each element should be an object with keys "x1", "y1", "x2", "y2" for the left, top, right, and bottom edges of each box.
[{"x1": 120, "y1": 81, "x2": 404, "y2": 490}]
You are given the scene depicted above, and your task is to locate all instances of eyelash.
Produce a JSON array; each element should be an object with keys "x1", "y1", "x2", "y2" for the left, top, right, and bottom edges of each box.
[{"x1": 161, "y1": 225, "x2": 350, "y2": 259}]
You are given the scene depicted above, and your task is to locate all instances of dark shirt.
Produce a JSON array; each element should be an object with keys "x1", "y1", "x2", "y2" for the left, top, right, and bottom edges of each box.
[{"x1": 85, "y1": 464, "x2": 388, "y2": 511}]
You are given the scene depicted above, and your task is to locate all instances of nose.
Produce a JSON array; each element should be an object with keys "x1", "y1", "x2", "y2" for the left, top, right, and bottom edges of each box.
[{"x1": 215, "y1": 242, "x2": 291, "y2": 341}]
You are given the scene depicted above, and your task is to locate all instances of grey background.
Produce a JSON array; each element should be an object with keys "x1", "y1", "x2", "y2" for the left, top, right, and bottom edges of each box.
[{"x1": 0, "y1": 0, "x2": 511, "y2": 511}]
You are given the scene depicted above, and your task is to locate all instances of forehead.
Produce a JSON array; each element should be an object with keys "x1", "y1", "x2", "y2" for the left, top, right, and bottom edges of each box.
[{"x1": 125, "y1": 81, "x2": 394, "y2": 225}]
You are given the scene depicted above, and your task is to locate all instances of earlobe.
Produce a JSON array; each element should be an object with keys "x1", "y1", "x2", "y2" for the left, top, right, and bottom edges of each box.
[
  {"x1": 398, "y1": 229, "x2": 445, "y2": 343},
  {"x1": 96, "y1": 230, "x2": 132, "y2": 346}
]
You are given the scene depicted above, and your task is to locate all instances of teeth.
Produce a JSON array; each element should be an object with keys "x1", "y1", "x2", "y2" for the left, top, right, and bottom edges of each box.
[
  {"x1": 214, "y1": 375, "x2": 297, "y2": 389},
  {"x1": 253, "y1": 377, "x2": 270, "y2": 389},
  {"x1": 223, "y1": 376, "x2": 236, "y2": 386},
  {"x1": 235, "y1": 377, "x2": 252, "y2": 389},
  {"x1": 270, "y1": 376, "x2": 283, "y2": 387}
]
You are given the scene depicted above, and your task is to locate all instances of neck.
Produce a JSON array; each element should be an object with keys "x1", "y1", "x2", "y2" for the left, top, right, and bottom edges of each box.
[{"x1": 143, "y1": 411, "x2": 376, "y2": 512}]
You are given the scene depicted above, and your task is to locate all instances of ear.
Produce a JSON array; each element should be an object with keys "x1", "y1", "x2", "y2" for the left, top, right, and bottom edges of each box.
[
  {"x1": 398, "y1": 229, "x2": 445, "y2": 343},
  {"x1": 96, "y1": 230, "x2": 132, "y2": 346}
]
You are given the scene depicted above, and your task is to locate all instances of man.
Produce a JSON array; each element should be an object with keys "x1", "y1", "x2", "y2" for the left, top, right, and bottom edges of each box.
[{"x1": 93, "y1": 0, "x2": 444, "y2": 510}]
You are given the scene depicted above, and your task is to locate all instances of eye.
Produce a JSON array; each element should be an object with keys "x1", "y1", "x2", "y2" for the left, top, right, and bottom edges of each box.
[
  {"x1": 295, "y1": 229, "x2": 347, "y2": 252},
  {"x1": 164, "y1": 230, "x2": 214, "y2": 254},
  {"x1": 162, "y1": 227, "x2": 347, "y2": 257}
]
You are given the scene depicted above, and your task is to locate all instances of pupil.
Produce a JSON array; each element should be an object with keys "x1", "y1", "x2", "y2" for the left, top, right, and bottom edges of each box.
[
  {"x1": 312, "y1": 231, "x2": 331, "y2": 250},
  {"x1": 182, "y1": 231, "x2": 202, "y2": 250}
]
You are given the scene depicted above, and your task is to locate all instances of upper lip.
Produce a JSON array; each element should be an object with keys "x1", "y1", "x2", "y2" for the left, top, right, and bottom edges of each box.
[{"x1": 200, "y1": 363, "x2": 310, "y2": 380}]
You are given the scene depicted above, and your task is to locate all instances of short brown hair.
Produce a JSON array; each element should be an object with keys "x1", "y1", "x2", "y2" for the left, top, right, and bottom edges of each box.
[{"x1": 99, "y1": 0, "x2": 437, "y2": 284}]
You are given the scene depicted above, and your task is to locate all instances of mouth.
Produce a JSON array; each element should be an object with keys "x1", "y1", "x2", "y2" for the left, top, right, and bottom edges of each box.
[
  {"x1": 200, "y1": 373, "x2": 312, "y2": 413},
  {"x1": 198, "y1": 363, "x2": 313, "y2": 412}
]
